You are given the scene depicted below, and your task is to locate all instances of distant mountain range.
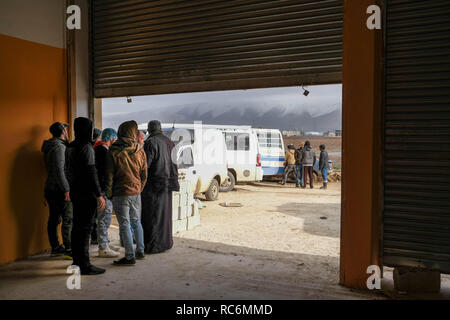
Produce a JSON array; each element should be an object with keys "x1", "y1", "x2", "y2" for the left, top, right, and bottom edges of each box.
[{"x1": 103, "y1": 102, "x2": 341, "y2": 132}]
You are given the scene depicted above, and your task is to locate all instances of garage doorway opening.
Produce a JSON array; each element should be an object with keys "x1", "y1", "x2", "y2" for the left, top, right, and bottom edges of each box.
[{"x1": 99, "y1": 84, "x2": 360, "y2": 299}]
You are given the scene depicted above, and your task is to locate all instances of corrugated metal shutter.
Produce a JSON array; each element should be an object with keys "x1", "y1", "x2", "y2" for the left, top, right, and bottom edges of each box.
[
  {"x1": 91, "y1": 0, "x2": 343, "y2": 98},
  {"x1": 383, "y1": 0, "x2": 450, "y2": 273}
]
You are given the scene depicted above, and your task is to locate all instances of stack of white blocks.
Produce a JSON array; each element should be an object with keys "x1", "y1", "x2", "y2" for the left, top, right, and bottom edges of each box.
[{"x1": 172, "y1": 179, "x2": 200, "y2": 234}]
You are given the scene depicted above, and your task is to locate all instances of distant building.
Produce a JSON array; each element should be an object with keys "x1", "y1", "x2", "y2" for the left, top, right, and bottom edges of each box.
[
  {"x1": 282, "y1": 130, "x2": 303, "y2": 137},
  {"x1": 324, "y1": 129, "x2": 342, "y2": 137},
  {"x1": 304, "y1": 131, "x2": 323, "y2": 136}
]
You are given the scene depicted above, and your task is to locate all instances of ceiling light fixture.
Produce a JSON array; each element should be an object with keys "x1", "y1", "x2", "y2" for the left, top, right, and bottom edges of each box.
[{"x1": 301, "y1": 85, "x2": 310, "y2": 96}]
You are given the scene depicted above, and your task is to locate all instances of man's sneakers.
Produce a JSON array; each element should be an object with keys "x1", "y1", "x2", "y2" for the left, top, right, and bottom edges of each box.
[
  {"x1": 98, "y1": 247, "x2": 120, "y2": 258},
  {"x1": 113, "y1": 257, "x2": 136, "y2": 266},
  {"x1": 51, "y1": 245, "x2": 66, "y2": 256},
  {"x1": 135, "y1": 252, "x2": 145, "y2": 260},
  {"x1": 320, "y1": 182, "x2": 328, "y2": 189},
  {"x1": 80, "y1": 264, "x2": 106, "y2": 275}
]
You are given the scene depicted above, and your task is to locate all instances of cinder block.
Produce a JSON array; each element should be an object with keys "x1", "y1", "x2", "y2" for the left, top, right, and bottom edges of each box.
[
  {"x1": 178, "y1": 206, "x2": 187, "y2": 220},
  {"x1": 393, "y1": 267, "x2": 441, "y2": 293},
  {"x1": 187, "y1": 193, "x2": 194, "y2": 206},
  {"x1": 172, "y1": 219, "x2": 187, "y2": 234},
  {"x1": 172, "y1": 192, "x2": 180, "y2": 208},
  {"x1": 192, "y1": 202, "x2": 199, "y2": 216},
  {"x1": 187, "y1": 214, "x2": 200, "y2": 230},
  {"x1": 179, "y1": 193, "x2": 188, "y2": 207},
  {"x1": 172, "y1": 205, "x2": 178, "y2": 221},
  {"x1": 187, "y1": 203, "x2": 193, "y2": 217},
  {"x1": 179, "y1": 181, "x2": 188, "y2": 194}
]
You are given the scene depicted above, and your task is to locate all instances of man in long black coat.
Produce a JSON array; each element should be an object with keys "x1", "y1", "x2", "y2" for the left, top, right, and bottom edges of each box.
[{"x1": 141, "y1": 120, "x2": 179, "y2": 254}]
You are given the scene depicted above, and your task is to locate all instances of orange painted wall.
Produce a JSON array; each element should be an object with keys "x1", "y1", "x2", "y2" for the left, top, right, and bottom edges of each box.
[
  {"x1": 0, "y1": 34, "x2": 68, "y2": 264},
  {"x1": 340, "y1": 0, "x2": 383, "y2": 288}
]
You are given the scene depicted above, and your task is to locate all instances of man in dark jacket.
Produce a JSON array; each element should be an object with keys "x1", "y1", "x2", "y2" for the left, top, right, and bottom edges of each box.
[
  {"x1": 41, "y1": 122, "x2": 72, "y2": 256},
  {"x1": 66, "y1": 117, "x2": 106, "y2": 275},
  {"x1": 141, "y1": 120, "x2": 179, "y2": 254},
  {"x1": 319, "y1": 144, "x2": 330, "y2": 189},
  {"x1": 90, "y1": 128, "x2": 103, "y2": 244}
]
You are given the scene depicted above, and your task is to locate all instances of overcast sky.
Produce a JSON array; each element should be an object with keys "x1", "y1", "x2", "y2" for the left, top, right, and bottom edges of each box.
[{"x1": 102, "y1": 84, "x2": 342, "y2": 119}]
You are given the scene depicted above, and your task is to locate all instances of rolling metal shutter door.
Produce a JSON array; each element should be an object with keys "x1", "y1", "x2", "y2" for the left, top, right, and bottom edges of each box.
[
  {"x1": 92, "y1": 0, "x2": 343, "y2": 98},
  {"x1": 383, "y1": 0, "x2": 450, "y2": 273}
]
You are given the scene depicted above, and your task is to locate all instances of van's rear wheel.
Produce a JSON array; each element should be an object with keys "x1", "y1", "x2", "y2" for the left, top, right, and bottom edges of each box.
[
  {"x1": 219, "y1": 171, "x2": 235, "y2": 192},
  {"x1": 205, "y1": 179, "x2": 219, "y2": 201}
]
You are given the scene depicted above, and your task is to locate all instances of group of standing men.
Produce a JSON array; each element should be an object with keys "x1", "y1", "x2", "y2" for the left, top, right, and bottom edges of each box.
[
  {"x1": 41, "y1": 118, "x2": 179, "y2": 275},
  {"x1": 281, "y1": 140, "x2": 330, "y2": 189}
]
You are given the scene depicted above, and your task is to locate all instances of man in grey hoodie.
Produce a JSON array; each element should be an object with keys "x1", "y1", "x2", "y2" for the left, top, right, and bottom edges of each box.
[
  {"x1": 300, "y1": 140, "x2": 316, "y2": 189},
  {"x1": 41, "y1": 122, "x2": 72, "y2": 256}
]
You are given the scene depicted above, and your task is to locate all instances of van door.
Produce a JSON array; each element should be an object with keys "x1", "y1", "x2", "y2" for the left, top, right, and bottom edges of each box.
[
  {"x1": 177, "y1": 145, "x2": 198, "y2": 194},
  {"x1": 224, "y1": 131, "x2": 253, "y2": 181}
]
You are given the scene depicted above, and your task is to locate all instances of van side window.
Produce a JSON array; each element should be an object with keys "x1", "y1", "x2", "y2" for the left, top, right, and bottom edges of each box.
[
  {"x1": 225, "y1": 133, "x2": 250, "y2": 151},
  {"x1": 257, "y1": 132, "x2": 282, "y2": 149},
  {"x1": 178, "y1": 147, "x2": 194, "y2": 169}
]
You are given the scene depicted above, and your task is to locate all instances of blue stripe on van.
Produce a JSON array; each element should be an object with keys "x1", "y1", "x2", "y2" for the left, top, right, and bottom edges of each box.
[
  {"x1": 262, "y1": 166, "x2": 284, "y2": 175},
  {"x1": 261, "y1": 156, "x2": 285, "y2": 161}
]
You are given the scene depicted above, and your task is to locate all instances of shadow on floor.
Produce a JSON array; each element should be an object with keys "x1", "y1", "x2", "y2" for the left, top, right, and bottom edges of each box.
[
  {"x1": 0, "y1": 236, "x2": 383, "y2": 300},
  {"x1": 275, "y1": 202, "x2": 340, "y2": 238}
]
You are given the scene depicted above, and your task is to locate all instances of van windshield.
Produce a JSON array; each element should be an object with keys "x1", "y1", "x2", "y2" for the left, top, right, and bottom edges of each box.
[
  {"x1": 224, "y1": 132, "x2": 250, "y2": 151},
  {"x1": 163, "y1": 128, "x2": 195, "y2": 144}
]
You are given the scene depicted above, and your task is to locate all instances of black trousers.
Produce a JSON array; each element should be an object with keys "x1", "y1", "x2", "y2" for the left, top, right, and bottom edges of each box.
[
  {"x1": 71, "y1": 194, "x2": 97, "y2": 269},
  {"x1": 45, "y1": 192, "x2": 72, "y2": 250}
]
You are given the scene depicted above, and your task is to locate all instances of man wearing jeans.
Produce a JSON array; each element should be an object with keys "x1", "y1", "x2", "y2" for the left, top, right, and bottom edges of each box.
[
  {"x1": 94, "y1": 128, "x2": 120, "y2": 257},
  {"x1": 294, "y1": 143, "x2": 304, "y2": 188},
  {"x1": 108, "y1": 121, "x2": 147, "y2": 266},
  {"x1": 319, "y1": 144, "x2": 330, "y2": 189}
]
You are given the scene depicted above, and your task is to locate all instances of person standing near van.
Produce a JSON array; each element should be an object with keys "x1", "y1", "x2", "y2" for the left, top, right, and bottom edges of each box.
[
  {"x1": 281, "y1": 144, "x2": 297, "y2": 185},
  {"x1": 301, "y1": 140, "x2": 316, "y2": 189},
  {"x1": 108, "y1": 121, "x2": 147, "y2": 265},
  {"x1": 294, "y1": 143, "x2": 304, "y2": 188},
  {"x1": 141, "y1": 120, "x2": 180, "y2": 254},
  {"x1": 41, "y1": 122, "x2": 72, "y2": 257},
  {"x1": 319, "y1": 144, "x2": 330, "y2": 189}
]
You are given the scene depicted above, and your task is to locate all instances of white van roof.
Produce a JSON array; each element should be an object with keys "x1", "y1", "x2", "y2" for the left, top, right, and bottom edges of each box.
[{"x1": 138, "y1": 122, "x2": 252, "y2": 130}]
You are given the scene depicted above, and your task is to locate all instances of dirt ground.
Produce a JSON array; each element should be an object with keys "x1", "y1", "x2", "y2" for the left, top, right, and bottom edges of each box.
[{"x1": 186, "y1": 181, "x2": 342, "y2": 275}]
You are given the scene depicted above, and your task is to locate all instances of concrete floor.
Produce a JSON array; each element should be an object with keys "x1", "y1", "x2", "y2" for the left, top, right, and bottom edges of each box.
[
  {"x1": 0, "y1": 238, "x2": 383, "y2": 300},
  {"x1": 0, "y1": 181, "x2": 389, "y2": 300},
  {"x1": 1, "y1": 181, "x2": 447, "y2": 300}
]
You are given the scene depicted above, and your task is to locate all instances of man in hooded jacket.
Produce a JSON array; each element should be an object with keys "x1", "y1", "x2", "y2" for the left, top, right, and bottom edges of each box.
[
  {"x1": 141, "y1": 120, "x2": 179, "y2": 254},
  {"x1": 66, "y1": 117, "x2": 106, "y2": 275},
  {"x1": 107, "y1": 120, "x2": 147, "y2": 265},
  {"x1": 300, "y1": 140, "x2": 316, "y2": 189},
  {"x1": 41, "y1": 122, "x2": 72, "y2": 256}
]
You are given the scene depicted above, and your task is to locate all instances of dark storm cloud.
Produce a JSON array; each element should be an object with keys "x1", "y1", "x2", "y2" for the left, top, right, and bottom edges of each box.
[{"x1": 102, "y1": 85, "x2": 342, "y2": 131}]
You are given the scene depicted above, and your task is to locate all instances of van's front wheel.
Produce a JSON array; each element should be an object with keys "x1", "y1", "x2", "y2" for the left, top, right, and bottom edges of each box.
[
  {"x1": 219, "y1": 171, "x2": 235, "y2": 192},
  {"x1": 205, "y1": 179, "x2": 219, "y2": 201}
]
